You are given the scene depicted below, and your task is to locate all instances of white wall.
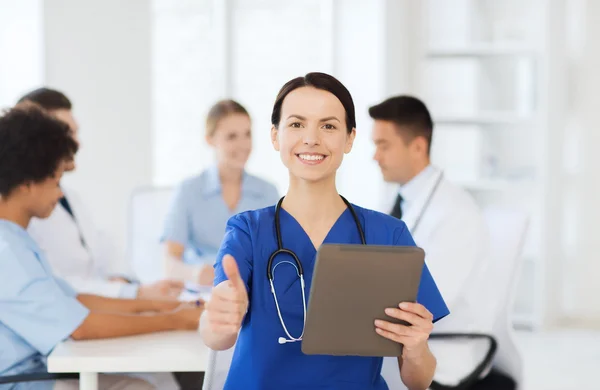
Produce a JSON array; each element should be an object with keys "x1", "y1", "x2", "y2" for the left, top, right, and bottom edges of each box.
[
  {"x1": 43, "y1": 0, "x2": 154, "y2": 273},
  {"x1": 540, "y1": 0, "x2": 569, "y2": 328},
  {"x1": 0, "y1": 0, "x2": 44, "y2": 108},
  {"x1": 557, "y1": 0, "x2": 600, "y2": 325},
  {"x1": 151, "y1": 0, "x2": 221, "y2": 186}
]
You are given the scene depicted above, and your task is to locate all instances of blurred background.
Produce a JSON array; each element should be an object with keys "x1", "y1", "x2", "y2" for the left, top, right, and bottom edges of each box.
[{"x1": 1, "y1": 0, "x2": 599, "y2": 388}]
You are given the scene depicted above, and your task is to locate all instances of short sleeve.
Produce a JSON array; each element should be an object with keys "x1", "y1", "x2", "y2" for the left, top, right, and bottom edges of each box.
[
  {"x1": 161, "y1": 183, "x2": 191, "y2": 245},
  {"x1": 213, "y1": 214, "x2": 253, "y2": 292},
  {"x1": 0, "y1": 249, "x2": 90, "y2": 355},
  {"x1": 54, "y1": 276, "x2": 78, "y2": 297},
  {"x1": 394, "y1": 224, "x2": 450, "y2": 323}
]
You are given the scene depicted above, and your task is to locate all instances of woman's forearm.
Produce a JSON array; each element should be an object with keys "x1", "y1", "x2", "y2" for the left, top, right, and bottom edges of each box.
[
  {"x1": 76, "y1": 294, "x2": 180, "y2": 313},
  {"x1": 399, "y1": 344, "x2": 437, "y2": 390},
  {"x1": 163, "y1": 247, "x2": 201, "y2": 283}
]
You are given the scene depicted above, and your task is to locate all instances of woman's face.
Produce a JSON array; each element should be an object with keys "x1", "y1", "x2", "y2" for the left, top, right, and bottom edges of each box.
[
  {"x1": 271, "y1": 86, "x2": 355, "y2": 183},
  {"x1": 207, "y1": 113, "x2": 252, "y2": 170}
]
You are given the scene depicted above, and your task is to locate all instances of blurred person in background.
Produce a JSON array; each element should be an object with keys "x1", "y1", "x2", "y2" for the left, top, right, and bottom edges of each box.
[
  {"x1": 161, "y1": 99, "x2": 279, "y2": 286},
  {"x1": 0, "y1": 105, "x2": 203, "y2": 390},
  {"x1": 370, "y1": 96, "x2": 513, "y2": 389},
  {"x1": 19, "y1": 88, "x2": 184, "y2": 301}
]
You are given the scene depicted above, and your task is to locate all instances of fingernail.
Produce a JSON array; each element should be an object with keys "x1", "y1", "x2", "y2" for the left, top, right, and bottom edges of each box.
[
  {"x1": 399, "y1": 302, "x2": 409, "y2": 309},
  {"x1": 374, "y1": 319, "x2": 383, "y2": 326},
  {"x1": 384, "y1": 308, "x2": 393, "y2": 315}
]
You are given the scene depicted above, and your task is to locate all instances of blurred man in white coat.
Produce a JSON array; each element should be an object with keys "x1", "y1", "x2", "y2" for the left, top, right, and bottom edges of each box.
[
  {"x1": 370, "y1": 96, "x2": 515, "y2": 390},
  {"x1": 19, "y1": 88, "x2": 183, "y2": 300}
]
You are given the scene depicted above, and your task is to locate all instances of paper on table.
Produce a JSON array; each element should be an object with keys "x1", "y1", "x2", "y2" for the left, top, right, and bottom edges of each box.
[{"x1": 179, "y1": 282, "x2": 212, "y2": 303}]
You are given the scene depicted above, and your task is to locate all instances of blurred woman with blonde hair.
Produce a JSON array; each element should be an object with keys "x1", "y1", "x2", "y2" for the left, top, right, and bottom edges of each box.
[{"x1": 162, "y1": 99, "x2": 279, "y2": 285}]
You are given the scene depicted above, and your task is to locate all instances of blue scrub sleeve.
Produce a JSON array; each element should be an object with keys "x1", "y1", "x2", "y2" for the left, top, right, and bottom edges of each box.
[
  {"x1": 394, "y1": 225, "x2": 450, "y2": 323},
  {"x1": 0, "y1": 249, "x2": 90, "y2": 355},
  {"x1": 213, "y1": 214, "x2": 253, "y2": 292},
  {"x1": 161, "y1": 183, "x2": 191, "y2": 245}
]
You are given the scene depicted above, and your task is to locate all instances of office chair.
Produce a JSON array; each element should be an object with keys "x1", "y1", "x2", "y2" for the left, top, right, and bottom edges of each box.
[
  {"x1": 428, "y1": 208, "x2": 528, "y2": 390},
  {"x1": 127, "y1": 186, "x2": 174, "y2": 283},
  {"x1": 381, "y1": 207, "x2": 527, "y2": 390},
  {"x1": 202, "y1": 345, "x2": 235, "y2": 390}
]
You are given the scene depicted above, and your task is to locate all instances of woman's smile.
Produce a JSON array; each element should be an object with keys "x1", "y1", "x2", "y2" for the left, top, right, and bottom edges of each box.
[{"x1": 296, "y1": 153, "x2": 327, "y2": 165}]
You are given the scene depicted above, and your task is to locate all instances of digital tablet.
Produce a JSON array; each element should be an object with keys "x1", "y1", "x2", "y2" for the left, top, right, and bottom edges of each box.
[{"x1": 301, "y1": 244, "x2": 425, "y2": 357}]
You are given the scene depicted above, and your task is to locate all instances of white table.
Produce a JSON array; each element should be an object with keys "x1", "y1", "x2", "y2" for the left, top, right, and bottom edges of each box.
[{"x1": 47, "y1": 330, "x2": 210, "y2": 390}]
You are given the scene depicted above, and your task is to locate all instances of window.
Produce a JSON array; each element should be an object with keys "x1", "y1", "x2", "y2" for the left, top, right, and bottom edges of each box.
[
  {"x1": 0, "y1": 0, "x2": 44, "y2": 109},
  {"x1": 151, "y1": 0, "x2": 222, "y2": 186},
  {"x1": 151, "y1": 0, "x2": 333, "y2": 192},
  {"x1": 230, "y1": 0, "x2": 332, "y2": 194}
]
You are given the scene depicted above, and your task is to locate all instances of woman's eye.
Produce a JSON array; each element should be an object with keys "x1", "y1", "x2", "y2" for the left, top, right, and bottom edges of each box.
[
  {"x1": 323, "y1": 123, "x2": 336, "y2": 130},
  {"x1": 290, "y1": 122, "x2": 302, "y2": 128}
]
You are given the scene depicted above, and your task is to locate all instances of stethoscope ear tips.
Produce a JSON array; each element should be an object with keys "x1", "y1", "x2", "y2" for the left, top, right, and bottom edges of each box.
[{"x1": 278, "y1": 337, "x2": 287, "y2": 344}]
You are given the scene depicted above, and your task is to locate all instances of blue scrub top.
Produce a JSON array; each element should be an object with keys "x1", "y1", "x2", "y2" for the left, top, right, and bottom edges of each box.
[
  {"x1": 214, "y1": 204, "x2": 449, "y2": 390},
  {"x1": 0, "y1": 220, "x2": 89, "y2": 389},
  {"x1": 161, "y1": 165, "x2": 280, "y2": 265}
]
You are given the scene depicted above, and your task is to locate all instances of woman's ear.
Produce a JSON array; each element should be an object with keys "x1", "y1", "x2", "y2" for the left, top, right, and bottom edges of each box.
[
  {"x1": 205, "y1": 134, "x2": 214, "y2": 147},
  {"x1": 344, "y1": 128, "x2": 356, "y2": 154},
  {"x1": 271, "y1": 126, "x2": 280, "y2": 151}
]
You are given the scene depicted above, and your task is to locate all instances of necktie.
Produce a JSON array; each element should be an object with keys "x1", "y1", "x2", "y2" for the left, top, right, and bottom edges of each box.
[
  {"x1": 59, "y1": 196, "x2": 74, "y2": 218},
  {"x1": 389, "y1": 193, "x2": 403, "y2": 220},
  {"x1": 59, "y1": 196, "x2": 87, "y2": 248}
]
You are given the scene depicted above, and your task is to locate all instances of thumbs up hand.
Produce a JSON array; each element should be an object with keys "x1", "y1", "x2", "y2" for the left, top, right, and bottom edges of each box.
[{"x1": 204, "y1": 255, "x2": 249, "y2": 336}]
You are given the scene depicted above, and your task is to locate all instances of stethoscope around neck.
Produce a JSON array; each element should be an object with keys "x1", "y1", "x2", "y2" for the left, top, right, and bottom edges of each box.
[
  {"x1": 267, "y1": 195, "x2": 366, "y2": 345},
  {"x1": 408, "y1": 170, "x2": 444, "y2": 234}
]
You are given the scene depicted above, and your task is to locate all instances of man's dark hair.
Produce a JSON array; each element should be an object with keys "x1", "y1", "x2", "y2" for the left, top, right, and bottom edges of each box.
[
  {"x1": 0, "y1": 105, "x2": 78, "y2": 197},
  {"x1": 17, "y1": 87, "x2": 72, "y2": 111},
  {"x1": 271, "y1": 72, "x2": 356, "y2": 134},
  {"x1": 368, "y1": 95, "x2": 434, "y2": 154}
]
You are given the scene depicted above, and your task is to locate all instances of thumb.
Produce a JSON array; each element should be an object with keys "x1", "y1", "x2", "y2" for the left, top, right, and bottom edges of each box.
[{"x1": 223, "y1": 254, "x2": 245, "y2": 291}]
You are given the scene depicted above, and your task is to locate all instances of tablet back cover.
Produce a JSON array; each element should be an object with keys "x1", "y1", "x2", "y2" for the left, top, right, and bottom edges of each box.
[{"x1": 301, "y1": 244, "x2": 425, "y2": 357}]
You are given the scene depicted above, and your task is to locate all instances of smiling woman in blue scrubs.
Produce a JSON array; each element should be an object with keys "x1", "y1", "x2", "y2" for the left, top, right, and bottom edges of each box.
[
  {"x1": 162, "y1": 100, "x2": 279, "y2": 285},
  {"x1": 200, "y1": 73, "x2": 450, "y2": 390}
]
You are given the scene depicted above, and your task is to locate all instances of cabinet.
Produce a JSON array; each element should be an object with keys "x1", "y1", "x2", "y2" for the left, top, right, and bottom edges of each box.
[{"x1": 421, "y1": 0, "x2": 548, "y2": 329}]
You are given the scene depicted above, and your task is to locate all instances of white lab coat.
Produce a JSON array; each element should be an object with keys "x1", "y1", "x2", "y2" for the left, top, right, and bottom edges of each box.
[
  {"x1": 27, "y1": 187, "x2": 138, "y2": 298},
  {"x1": 379, "y1": 165, "x2": 493, "y2": 389}
]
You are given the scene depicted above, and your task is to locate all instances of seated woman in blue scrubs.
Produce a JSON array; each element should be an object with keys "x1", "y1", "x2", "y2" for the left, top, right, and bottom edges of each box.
[
  {"x1": 200, "y1": 73, "x2": 450, "y2": 390},
  {"x1": 162, "y1": 100, "x2": 280, "y2": 285}
]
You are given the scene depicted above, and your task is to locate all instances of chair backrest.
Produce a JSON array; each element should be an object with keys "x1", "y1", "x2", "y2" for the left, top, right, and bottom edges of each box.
[
  {"x1": 127, "y1": 186, "x2": 174, "y2": 283},
  {"x1": 202, "y1": 346, "x2": 236, "y2": 390},
  {"x1": 482, "y1": 207, "x2": 529, "y2": 388},
  {"x1": 381, "y1": 207, "x2": 528, "y2": 390}
]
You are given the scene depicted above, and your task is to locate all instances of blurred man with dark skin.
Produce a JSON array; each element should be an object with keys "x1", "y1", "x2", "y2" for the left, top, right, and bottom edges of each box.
[
  {"x1": 19, "y1": 88, "x2": 183, "y2": 300},
  {"x1": 0, "y1": 105, "x2": 203, "y2": 390},
  {"x1": 16, "y1": 89, "x2": 206, "y2": 389}
]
